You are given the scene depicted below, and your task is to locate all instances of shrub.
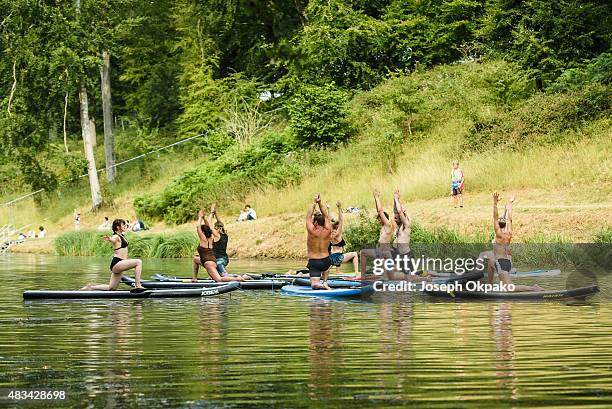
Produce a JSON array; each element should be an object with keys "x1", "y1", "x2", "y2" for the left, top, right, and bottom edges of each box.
[
  {"x1": 287, "y1": 83, "x2": 353, "y2": 147},
  {"x1": 464, "y1": 84, "x2": 612, "y2": 151},
  {"x1": 593, "y1": 229, "x2": 612, "y2": 244},
  {"x1": 134, "y1": 131, "x2": 305, "y2": 224},
  {"x1": 549, "y1": 52, "x2": 612, "y2": 93}
]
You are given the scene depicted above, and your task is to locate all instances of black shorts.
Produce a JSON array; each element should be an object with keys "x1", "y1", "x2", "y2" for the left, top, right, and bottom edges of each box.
[
  {"x1": 110, "y1": 257, "x2": 124, "y2": 272},
  {"x1": 307, "y1": 257, "x2": 332, "y2": 278},
  {"x1": 452, "y1": 186, "x2": 463, "y2": 196},
  {"x1": 495, "y1": 258, "x2": 512, "y2": 273}
]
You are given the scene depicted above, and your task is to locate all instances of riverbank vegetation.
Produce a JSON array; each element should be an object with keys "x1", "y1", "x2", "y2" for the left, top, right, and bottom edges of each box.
[{"x1": 1, "y1": 1, "x2": 610, "y2": 252}]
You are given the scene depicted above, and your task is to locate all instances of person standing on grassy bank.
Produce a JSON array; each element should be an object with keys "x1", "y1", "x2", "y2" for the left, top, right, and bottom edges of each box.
[
  {"x1": 74, "y1": 210, "x2": 81, "y2": 230},
  {"x1": 306, "y1": 194, "x2": 332, "y2": 290},
  {"x1": 451, "y1": 161, "x2": 464, "y2": 208},
  {"x1": 492, "y1": 192, "x2": 543, "y2": 292},
  {"x1": 328, "y1": 201, "x2": 359, "y2": 276},
  {"x1": 80, "y1": 219, "x2": 144, "y2": 292}
]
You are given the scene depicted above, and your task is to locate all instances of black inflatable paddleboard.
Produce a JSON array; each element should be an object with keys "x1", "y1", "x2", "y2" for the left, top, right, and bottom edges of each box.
[{"x1": 23, "y1": 282, "x2": 240, "y2": 300}]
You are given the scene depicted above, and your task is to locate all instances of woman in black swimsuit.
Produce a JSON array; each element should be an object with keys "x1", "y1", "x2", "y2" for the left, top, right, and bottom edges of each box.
[
  {"x1": 194, "y1": 209, "x2": 247, "y2": 283},
  {"x1": 80, "y1": 219, "x2": 144, "y2": 291},
  {"x1": 328, "y1": 201, "x2": 359, "y2": 276}
]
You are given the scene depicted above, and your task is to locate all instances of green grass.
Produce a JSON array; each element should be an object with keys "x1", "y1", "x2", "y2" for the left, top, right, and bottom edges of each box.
[{"x1": 54, "y1": 230, "x2": 198, "y2": 258}]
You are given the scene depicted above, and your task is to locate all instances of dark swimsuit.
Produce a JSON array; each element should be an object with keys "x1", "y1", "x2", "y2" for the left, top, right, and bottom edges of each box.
[
  {"x1": 110, "y1": 234, "x2": 128, "y2": 271},
  {"x1": 307, "y1": 257, "x2": 332, "y2": 278},
  {"x1": 328, "y1": 238, "x2": 346, "y2": 267},
  {"x1": 197, "y1": 245, "x2": 216, "y2": 264}
]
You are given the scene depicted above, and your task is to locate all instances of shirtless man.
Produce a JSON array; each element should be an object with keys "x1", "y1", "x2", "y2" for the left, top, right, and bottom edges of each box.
[
  {"x1": 306, "y1": 193, "x2": 332, "y2": 289},
  {"x1": 360, "y1": 190, "x2": 396, "y2": 275},
  {"x1": 481, "y1": 194, "x2": 513, "y2": 284},
  {"x1": 392, "y1": 189, "x2": 425, "y2": 280},
  {"x1": 492, "y1": 192, "x2": 543, "y2": 292}
]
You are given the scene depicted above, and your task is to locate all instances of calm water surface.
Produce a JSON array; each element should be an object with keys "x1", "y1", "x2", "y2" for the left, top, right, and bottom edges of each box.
[{"x1": 1, "y1": 253, "x2": 611, "y2": 408}]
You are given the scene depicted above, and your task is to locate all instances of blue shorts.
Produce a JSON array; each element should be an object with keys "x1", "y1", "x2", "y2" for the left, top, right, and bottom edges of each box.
[
  {"x1": 216, "y1": 256, "x2": 229, "y2": 275},
  {"x1": 330, "y1": 252, "x2": 344, "y2": 267}
]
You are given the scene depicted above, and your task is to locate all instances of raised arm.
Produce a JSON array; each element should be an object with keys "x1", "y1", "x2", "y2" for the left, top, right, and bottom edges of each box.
[
  {"x1": 506, "y1": 193, "x2": 515, "y2": 234},
  {"x1": 373, "y1": 190, "x2": 390, "y2": 226},
  {"x1": 306, "y1": 196, "x2": 318, "y2": 233},
  {"x1": 493, "y1": 192, "x2": 502, "y2": 236},
  {"x1": 394, "y1": 190, "x2": 411, "y2": 228},
  {"x1": 196, "y1": 209, "x2": 207, "y2": 242},
  {"x1": 317, "y1": 195, "x2": 331, "y2": 230},
  {"x1": 209, "y1": 204, "x2": 220, "y2": 240},
  {"x1": 336, "y1": 201, "x2": 344, "y2": 233}
]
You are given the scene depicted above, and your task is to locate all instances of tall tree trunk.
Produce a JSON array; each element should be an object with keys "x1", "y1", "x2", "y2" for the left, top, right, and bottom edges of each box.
[
  {"x1": 63, "y1": 90, "x2": 69, "y2": 152},
  {"x1": 79, "y1": 82, "x2": 103, "y2": 209},
  {"x1": 100, "y1": 49, "x2": 116, "y2": 182}
]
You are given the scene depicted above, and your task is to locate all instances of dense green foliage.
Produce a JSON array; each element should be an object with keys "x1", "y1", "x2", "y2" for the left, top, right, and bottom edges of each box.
[
  {"x1": 1, "y1": 0, "x2": 611, "y2": 221},
  {"x1": 135, "y1": 130, "x2": 306, "y2": 223},
  {"x1": 465, "y1": 84, "x2": 612, "y2": 151},
  {"x1": 287, "y1": 84, "x2": 352, "y2": 147}
]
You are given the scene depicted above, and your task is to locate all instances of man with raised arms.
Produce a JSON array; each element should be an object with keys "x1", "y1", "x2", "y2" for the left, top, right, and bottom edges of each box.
[
  {"x1": 492, "y1": 192, "x2": 543, "y2": 292},
  {"x1": 481, "y1": 194, "x2": 513, "y2": 284},
  {"x1": 360, "y1": 190, "x2": 396, "y2": 276},
  {"x1": 306, "y1": 193, "x2": 332, "y2": 290},
  {"x1": 392, "y1": 189, "x2": 426, "y2": 280}
]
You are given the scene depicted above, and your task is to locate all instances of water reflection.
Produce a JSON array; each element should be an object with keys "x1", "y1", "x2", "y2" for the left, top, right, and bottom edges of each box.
[
  {"x1": 2, "y1": 254, "x2": 612, "y2": 407},
  {"x1": 489, "y1": 303, "x2": 517, "y2": 400}
]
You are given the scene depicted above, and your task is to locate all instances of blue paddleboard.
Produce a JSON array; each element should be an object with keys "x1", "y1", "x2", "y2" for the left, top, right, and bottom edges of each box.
[{"x1": 281, "y1": 285, "x2": 372, "y2": 298}]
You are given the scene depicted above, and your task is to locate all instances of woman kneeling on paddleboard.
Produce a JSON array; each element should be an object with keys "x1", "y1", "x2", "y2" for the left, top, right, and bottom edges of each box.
[
  {"x1": 80, "y1": 219, "x2": 144, "y2": 291},
  {"x1": 328, "y1": 201, "x2": 359, "y2": 277},
  {"x1": 195, "y1": 208, "x2": 250, "y2": 282}
]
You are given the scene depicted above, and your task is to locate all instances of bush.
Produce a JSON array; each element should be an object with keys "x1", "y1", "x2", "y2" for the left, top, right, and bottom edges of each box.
[
  {"x1": 343, "y1": 212, "x2": 464, "y2": 252},
  {"x1": 287, "y1": 83, "x2": 353, "y2": 147},
  {"x1": 549, "y1": 52, "x2": 612, "y2": 93},
  {"x1": 134, "y1": 131, "x2": 305, "y2": 224},
  {"x1": 464, "y1": 84, "x2": 612, "y2": 151}
]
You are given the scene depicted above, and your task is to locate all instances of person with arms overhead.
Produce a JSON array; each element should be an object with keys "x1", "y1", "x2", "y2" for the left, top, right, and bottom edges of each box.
[
  {"x1": 492, "y1": 192, "x2": 543, "y2": 292},
  {"x1": 194, "y1": 208, "x2": 248, "y2": 282},
  {"x1": 328, "y1": 201, "x2": 359, "y2": 276},
  {"x1": 193, "y1": 205, "x2": 251, "y2": 281},
  {"x1": 306, "y1": 194, "x2": 332, "y2": 289},
  {"x1": 392, "y1": 189, "x2": 428, "y2": 280},
  {"x1": 360, "y1": 190, "x2": 396, "y2": 276}
]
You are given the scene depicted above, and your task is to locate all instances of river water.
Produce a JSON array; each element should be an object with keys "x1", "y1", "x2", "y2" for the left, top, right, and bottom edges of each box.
[{"x1": 1, "y1": 254, "x2": 611, "y2": 408}]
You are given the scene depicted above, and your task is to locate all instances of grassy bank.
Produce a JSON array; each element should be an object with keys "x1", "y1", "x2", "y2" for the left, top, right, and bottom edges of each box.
[
  {"x1": 53, "y1": 230, "x2": 198, "y2": 259},
  {"x1": 5, "y1": 61, "x2": 612, "y2": 257}
]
